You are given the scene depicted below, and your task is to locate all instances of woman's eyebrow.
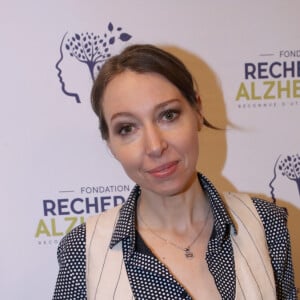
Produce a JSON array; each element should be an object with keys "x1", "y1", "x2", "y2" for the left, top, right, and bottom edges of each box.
[
  {"x1": 154, "y1": 98, "x2": 181, "y2": 110},
  {"x1": 110, "y1": 112, "x2": 135, "y2": 122},
  {"x1": 110, "y1": 98, "x2": 181, "y2": 122}
]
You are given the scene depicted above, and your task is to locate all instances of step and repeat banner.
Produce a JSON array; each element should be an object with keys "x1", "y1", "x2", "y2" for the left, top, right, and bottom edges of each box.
[{"x1": 1, "y1": 1, "x2": 299, "y2": 298}]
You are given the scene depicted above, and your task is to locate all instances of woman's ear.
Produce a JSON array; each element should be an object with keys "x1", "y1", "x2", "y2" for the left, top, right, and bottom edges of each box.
[{"x1": 195, "y1": 95, "x2": 204, "y2": 131}]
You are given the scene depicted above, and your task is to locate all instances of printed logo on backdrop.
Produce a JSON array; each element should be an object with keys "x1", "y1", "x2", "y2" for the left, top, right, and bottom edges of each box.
[
  {"x1": 235, "y1": 49, "x2": 300, "y2": 109},
  {"x1": 269, "y1": 154, "x2": 300, "y2": 203},
  {"x1": 56, "y1": 22, "x2": 132, "y2": 103},
  {"x1": 35, "y1": 184, "x2": 131, "y2": 246},
  {"x1": 36, "y1": 23, "x2": 133, "y2": 246}
]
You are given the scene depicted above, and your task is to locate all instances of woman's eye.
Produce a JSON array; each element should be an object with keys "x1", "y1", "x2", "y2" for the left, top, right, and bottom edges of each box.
[
  {"x1": 118, "y1": 124, "x2": 134, "y2": 136},
  {"x1": 161, "y1": 109, "x2": 179, "y2": 121}
]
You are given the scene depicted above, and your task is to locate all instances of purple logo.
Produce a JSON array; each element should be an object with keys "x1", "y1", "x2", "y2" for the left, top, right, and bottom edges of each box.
[
  {"x1": 55, "y1": 22, "x2": 132, "y2": 103},
  {"x1": 269, "y1": 154, "x2": 300, "y2": 202}
]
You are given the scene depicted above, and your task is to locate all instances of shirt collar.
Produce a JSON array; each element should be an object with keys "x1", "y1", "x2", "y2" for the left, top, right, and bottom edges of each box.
[
  {"x1": 109, "y1": 185, "x2": 140, "y2": 252},
  {"x1": 198, "y1": 173, "x2": 237, "y2": 241},
  {"x1": 109, "y1": 173, "x2": 236, "y2": 252}
]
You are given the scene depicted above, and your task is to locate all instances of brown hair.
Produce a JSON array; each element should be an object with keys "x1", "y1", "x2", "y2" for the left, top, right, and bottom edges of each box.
[{"x1": 91, "y1": 44, "x2": 211, "y2": 140}]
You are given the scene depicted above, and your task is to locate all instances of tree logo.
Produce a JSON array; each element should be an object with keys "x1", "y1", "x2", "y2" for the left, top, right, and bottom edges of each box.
[
  {"x1": 269, "y1": 154, "x2": 300, "y2": 202},
  {"x1": 55, "y1": 22, "x2": 132, "y2": 103}
]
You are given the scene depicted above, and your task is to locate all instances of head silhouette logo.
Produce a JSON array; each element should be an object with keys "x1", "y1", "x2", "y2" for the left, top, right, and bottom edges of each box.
[
  {"x1": 269, "y1": 154, "x2": 300, "y2": 202},
  {"x1": 56, "y1": 22, "x2": 132, "y2": 103}
]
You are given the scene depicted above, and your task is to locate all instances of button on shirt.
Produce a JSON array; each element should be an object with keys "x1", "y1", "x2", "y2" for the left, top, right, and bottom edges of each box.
[{"x1": 53, "y1": 173, "x2": 297, "y2": 299}]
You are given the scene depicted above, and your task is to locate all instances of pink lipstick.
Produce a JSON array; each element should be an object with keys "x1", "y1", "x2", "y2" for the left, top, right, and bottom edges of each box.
[{"x1": 147, "y1": 161, "x2": 179, "y2": 178}]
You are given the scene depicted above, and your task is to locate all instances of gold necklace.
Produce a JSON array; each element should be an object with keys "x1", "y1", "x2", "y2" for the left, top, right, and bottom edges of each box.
[{"x1": 138, "y1": 206, "x2": 211, "y2": 259}]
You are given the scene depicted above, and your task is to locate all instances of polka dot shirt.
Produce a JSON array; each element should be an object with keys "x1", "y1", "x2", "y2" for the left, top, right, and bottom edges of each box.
[{"x1": 53, "y1": 173, "x2": 297, "y2": 299}]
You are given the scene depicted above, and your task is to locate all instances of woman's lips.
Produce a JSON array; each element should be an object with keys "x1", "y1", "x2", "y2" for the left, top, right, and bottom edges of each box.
[{"x1": 147, "y1": 161, "x2": 179, "y2": 178}]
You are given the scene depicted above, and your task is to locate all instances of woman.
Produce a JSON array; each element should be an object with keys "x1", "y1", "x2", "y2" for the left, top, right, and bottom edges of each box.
[{"x1": 53, "y1": 44, "x2": 297, "y2": 299}]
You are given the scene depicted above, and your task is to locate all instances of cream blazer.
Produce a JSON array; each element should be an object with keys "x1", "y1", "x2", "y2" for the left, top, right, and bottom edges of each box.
[{"x1": 86, "y1": 192, "x2": 276, "y2": 300}]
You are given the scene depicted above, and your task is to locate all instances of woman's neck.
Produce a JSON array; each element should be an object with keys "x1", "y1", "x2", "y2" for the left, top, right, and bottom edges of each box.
[{"x1": 137, "y1": 177, "x2": 210, "y2": 233}]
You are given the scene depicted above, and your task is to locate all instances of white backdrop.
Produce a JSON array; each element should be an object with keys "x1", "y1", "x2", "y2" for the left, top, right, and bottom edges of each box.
[{"x1": 1, "y1": 1, "x2": 299, "y2": 298}]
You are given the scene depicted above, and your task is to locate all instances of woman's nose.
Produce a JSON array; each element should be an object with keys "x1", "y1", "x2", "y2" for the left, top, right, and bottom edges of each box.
[{"x1": 144, "y1": 125, "x2": 168, "y2": 157}]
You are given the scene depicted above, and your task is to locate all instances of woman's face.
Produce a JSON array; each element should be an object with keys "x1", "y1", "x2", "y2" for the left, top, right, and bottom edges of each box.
[{"x1": 102, "y1": 70, "x2": 202, "y2": 197}]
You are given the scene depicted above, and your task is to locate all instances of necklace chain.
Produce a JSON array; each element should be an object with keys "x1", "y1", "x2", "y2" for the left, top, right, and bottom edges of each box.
[{"x1": 138, "y1": 206, "x2": 211, "y2": 259}]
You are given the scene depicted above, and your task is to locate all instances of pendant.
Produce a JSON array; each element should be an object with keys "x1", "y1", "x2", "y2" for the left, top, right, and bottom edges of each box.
[{"x1": 184, "y1": 248, "x2": 194, "y2": 259}]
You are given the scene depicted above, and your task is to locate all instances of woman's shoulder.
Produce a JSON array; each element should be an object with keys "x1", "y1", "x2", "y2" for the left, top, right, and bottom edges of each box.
[
  {"x1": 59, "y1": 223, "x2": 86, "y2": 247},
  {"x1": 57, "y1": 223, "x2": 86, "y2": 264},
  {"x1": 223, "y1": 192, "x2": 288, "y2": 226},
  {"x1": 54, "y1": 224, "x2": 87, "y2": 299},
  {"x1": 251, "y1": 197, "x2": 290, "y2": 247},
  {"x1": 251, "y1": 197, "x2": 288, "y2": 224}
]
